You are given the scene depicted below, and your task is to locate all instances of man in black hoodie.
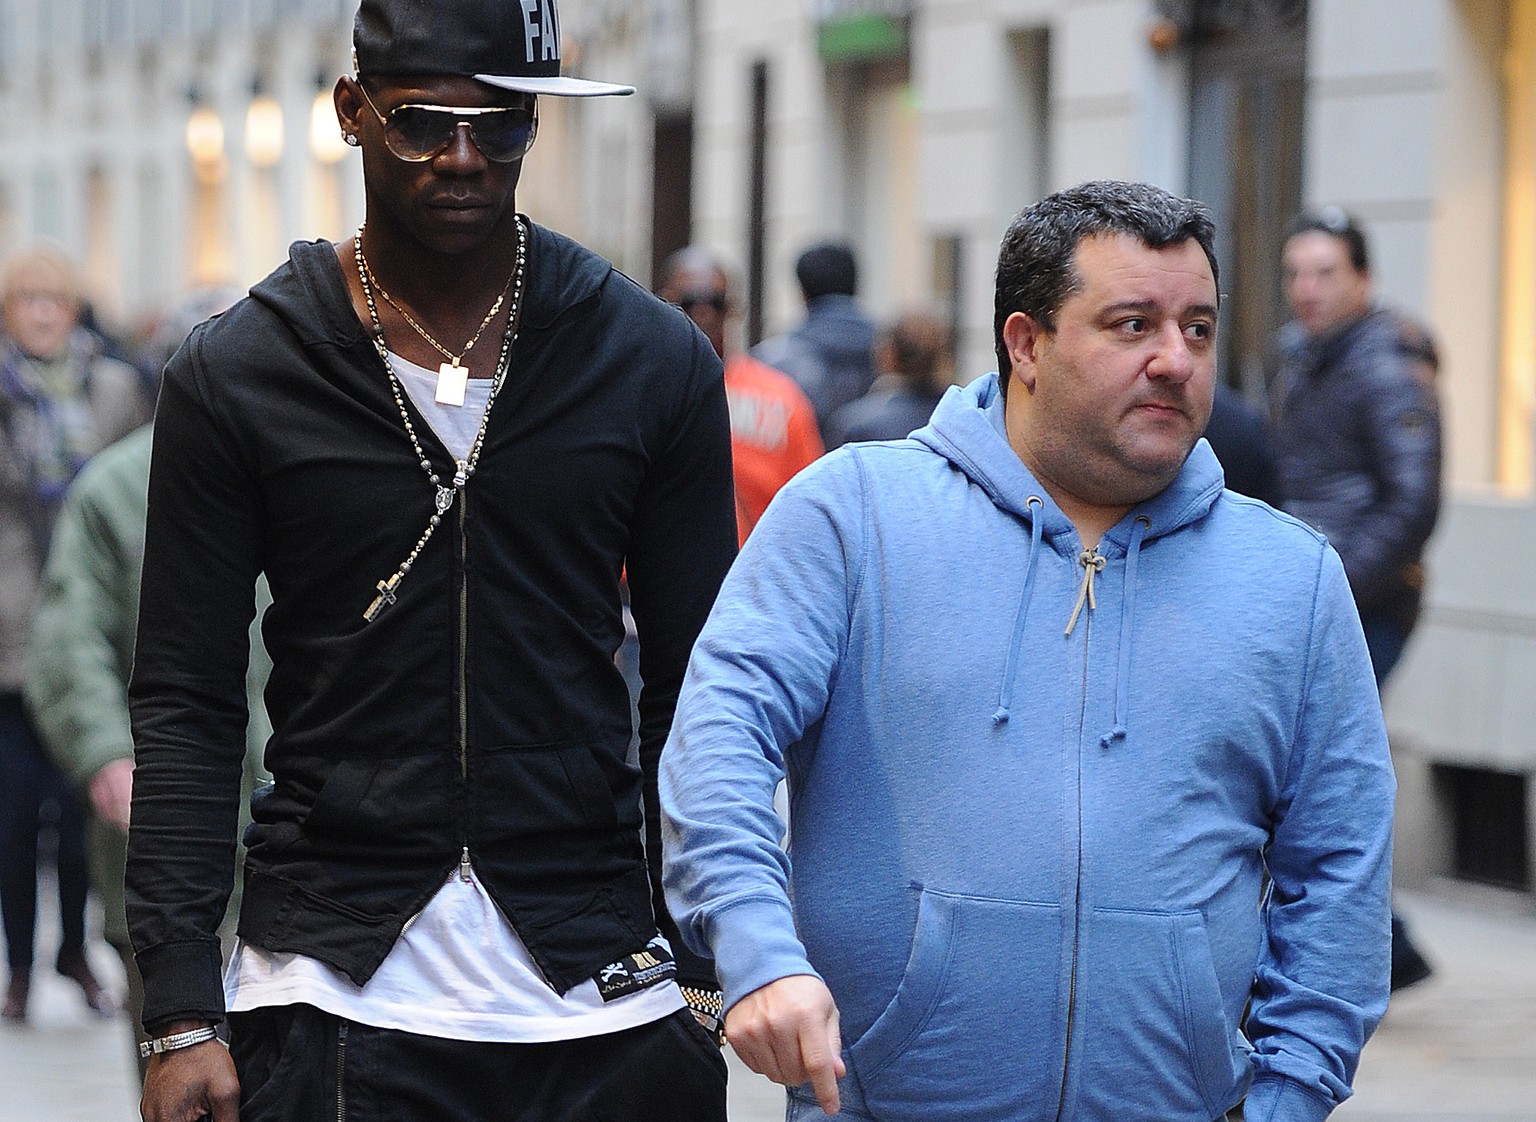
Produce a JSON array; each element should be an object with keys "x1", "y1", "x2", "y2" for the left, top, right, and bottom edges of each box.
[{"x1": 125, "y1": 3, "x2": 736, "y2": 1120}]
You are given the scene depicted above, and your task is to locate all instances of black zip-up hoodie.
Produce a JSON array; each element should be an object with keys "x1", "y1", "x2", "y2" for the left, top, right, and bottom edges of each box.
[{"x1": 126, "y1": 225, "x2": 737, "y2": 1029}]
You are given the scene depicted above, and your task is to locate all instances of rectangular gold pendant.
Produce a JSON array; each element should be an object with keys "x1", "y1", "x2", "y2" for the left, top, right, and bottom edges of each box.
[{"x1": 436, "y1": 361, "x2": 469, "y2": 407}]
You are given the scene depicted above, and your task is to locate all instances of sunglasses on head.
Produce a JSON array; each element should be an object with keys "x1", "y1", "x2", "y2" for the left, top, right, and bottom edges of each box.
[
  {"x1": 357, "y1": 83, "x2": 538, "y2": 164},
  {"x1": 1314, "y1": 205, "x2": 1357, "y2": 237}
]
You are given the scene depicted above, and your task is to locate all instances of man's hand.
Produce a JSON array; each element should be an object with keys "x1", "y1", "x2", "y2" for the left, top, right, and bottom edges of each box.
[
  {"x1": 88, "y1": 758, "x2": 134, "y2": 833},
  {"x1": 724, "y1": 975, "x2": 845, "y2": 1115},
  {"x1": 140, "y1": 1022, "x2": 240, "y2": 1122}
]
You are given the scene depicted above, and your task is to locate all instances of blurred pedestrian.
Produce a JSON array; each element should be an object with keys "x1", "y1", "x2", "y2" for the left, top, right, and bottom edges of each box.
[
  {"x1": 659, "y1": 247, "x2": 822, "y2": 543},
  {"x1": 124, "y1": 2, "x2": 735, "y2": 1121},
  {"x1": 663, "y1": 181, "x2": 1394, "y2": 1121},
  {"x1": 0, "y1": 240, "x2": 147, "y2": 1024},
  {"x1": 824, "y1": 308, "x2": 951, "y2": 448},
  {"x1": 752, "y1": 241, "x2": 877, "y2": 437},
  {"x1": 1273, "y1": 205, "x2": 1441, "y2": 991},
  {"x1": 25, "y1": 288, "x2": 270, "y2": 1082}
]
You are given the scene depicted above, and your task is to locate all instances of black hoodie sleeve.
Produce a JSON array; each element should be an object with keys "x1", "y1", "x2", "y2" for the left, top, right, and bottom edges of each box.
[
  {"x1": 126, "y1": 324, "x2": 263, "y2": 1028},
  {"x1": 624, "y1": 325, "x2": 737, "y2": 991}
]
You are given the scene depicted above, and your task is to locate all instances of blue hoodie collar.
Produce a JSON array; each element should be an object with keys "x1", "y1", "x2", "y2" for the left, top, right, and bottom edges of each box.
[{"x1": 912, "y1": 372, "x2": 1226, "y2": 546}]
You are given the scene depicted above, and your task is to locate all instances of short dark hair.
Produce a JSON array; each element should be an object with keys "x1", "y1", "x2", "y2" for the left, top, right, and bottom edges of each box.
[
  {"x1": 993, "y1": 180, "x2": 1219, "y2": 377},
  {"x1": 1285, "y1": 205, "x2": 1370, "y2": 273},
  {"x1": 883, "y1": 309, "x2": 949, "y2": 385},
  {"x1": 796, "y1": 242, "x2": 858, "y2": 300}
]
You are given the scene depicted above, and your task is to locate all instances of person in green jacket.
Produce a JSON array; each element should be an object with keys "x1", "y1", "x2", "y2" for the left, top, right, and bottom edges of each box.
[{"x1": 26, "y1": 420, "x2": 271, "y2": 1081}]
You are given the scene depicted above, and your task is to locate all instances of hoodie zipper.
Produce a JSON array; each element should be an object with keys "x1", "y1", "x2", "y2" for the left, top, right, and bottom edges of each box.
[
  {"x1": 457, "y1": 486, "x2": 471, "y2": 880},
  {"x1": 1054, "y1": 545, "x2": 1099, "y2": 1122}
]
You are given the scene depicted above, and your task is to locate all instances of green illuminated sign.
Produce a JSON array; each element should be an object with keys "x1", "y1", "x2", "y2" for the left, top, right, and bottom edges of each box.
[{"x1": 818, "y1": 12, "x2": 909, "y2": 62}]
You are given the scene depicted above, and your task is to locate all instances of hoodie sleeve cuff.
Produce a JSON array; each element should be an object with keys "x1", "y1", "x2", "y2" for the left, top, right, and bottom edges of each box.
[
  {"x1": 705, "y1": 896, "x2": 821, "y2": 1013},
  {"x1": 1242, "y1": 1074, "x2": 1338, "y2": 1122},
  {"x1": 135, "y1": 938, "x2": 228, "y2": 1029}
]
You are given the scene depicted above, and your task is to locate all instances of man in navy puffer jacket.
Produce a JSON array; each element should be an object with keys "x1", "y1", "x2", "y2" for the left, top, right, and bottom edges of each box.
[{"x1": 1273, "y1": 206, "x2": 1441, "y2": 992}]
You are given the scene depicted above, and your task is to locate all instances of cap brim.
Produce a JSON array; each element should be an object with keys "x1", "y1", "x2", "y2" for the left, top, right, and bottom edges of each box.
[{"x1": 476, "y1": 73, "x2": 636, "y2": 98}]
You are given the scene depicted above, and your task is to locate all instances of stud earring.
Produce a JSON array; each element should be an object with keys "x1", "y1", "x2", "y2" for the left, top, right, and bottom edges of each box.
[{"x1": 343, "y1": 132, "x2": 360, "y2": 147}]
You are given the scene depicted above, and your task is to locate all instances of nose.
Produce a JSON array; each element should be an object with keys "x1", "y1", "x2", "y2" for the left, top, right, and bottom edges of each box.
[
  {"x1": 435, "y1": 122, "x2": 487, "y2": 170},
  {"x1": 1287, "y1": 269, "x2": 1318, "y2": 302},
  {"x1": 1146, "y1": 323, "x2": 1195, "y2": 382}
]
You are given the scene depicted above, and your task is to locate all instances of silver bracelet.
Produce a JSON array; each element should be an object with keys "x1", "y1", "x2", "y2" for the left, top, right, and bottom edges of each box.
[{"x1": 139, "y1": 1025, "x2": 219, "y2": 1059}]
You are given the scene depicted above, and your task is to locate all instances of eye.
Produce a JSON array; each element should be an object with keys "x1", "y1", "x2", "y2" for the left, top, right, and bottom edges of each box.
[
  {"x1": 1184, "y1": 321, "x2": 1214, "y2": 342},
  {"x1": 1115, "y1": 317, "x2": 1148, "y2": 336}
]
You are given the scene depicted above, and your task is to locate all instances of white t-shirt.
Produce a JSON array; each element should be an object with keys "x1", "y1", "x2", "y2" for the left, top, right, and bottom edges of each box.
[
  {"x1": 226, "y1": 863, "x2": 684, "y2": 1042},
  {"x1": 225, "y1": 353, "x2": 684, "y2": 1041}
]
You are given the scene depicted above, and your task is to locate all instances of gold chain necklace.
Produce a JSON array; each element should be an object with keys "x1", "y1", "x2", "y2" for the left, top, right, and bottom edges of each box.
[
  {"x1": 353, "y1": 217, "x2": 528, "y2": 622},
  {"x1": 356, "y1": 225, "x2": 516, "y2": 406}
]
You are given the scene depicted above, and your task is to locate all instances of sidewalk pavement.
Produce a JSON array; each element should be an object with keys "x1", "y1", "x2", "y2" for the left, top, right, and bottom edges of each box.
[
  {"x1": 2, "y1": 885, "x2": 1531, "y2": 1120},
  {"x1": 0, "y1": 934, "x2": 134, "y2": 1122},
  {"x1": 1333, "y1": 884, "x2": 1536, "y2": 1121}
]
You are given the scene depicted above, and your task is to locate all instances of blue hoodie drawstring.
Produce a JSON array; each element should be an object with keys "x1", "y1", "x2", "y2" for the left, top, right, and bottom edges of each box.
[
  {"x1": 994, "y1": 496, "x2": 1044, "y2": 724},
  {"x1": 1100, "y1": 515, "x2": 1150, "y2": 748}
]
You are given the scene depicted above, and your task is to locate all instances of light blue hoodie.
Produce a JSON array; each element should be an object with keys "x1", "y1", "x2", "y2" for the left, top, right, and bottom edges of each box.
[{"x1": 662, "y1": 373, "x2": 1393, "y2": 1122}]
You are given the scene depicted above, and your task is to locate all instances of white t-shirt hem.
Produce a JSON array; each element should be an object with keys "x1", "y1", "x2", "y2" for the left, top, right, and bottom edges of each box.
[{"x1": 225, "y1": 863, "x2": 685, "y2": 1043}]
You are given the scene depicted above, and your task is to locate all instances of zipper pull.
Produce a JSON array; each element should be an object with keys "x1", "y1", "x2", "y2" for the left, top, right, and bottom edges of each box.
[{"x1": 459, "y1": 846, "x2": 472, "y2": 883}]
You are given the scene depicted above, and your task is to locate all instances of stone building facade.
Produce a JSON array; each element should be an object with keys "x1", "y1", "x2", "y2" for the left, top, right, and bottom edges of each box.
[{"x1": 1, "y1": 0, "x2": 1534, "y2": 898}]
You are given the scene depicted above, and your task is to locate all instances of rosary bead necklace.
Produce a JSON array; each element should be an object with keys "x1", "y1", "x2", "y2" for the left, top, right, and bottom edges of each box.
[{"x1": 354, "y1": 216, "x2": 528, "y2": 622}]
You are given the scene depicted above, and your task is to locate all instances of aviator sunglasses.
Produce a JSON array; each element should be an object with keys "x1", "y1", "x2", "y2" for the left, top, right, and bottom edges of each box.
[{"x1": 357, "y1": 83, "x2": 538, "y2": 164}]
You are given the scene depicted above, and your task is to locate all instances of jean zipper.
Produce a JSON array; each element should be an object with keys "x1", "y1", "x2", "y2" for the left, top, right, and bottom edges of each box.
[{"x1": 335, "y1": 1021, "x2": 349, "y2": 1122}]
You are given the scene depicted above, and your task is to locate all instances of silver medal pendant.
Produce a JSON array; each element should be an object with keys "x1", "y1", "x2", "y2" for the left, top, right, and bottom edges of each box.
[{"x1": 436, "y1": 361, "x2": 469, "y2": 407}]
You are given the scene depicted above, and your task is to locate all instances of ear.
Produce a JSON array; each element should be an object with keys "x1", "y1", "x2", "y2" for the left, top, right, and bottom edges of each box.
[
  {"x1": 334, "y1": 76, "x2": 366, "y2": 144},
  {"x1": 1002, "y1": 311, "x2": 1047, "y2": 393}
]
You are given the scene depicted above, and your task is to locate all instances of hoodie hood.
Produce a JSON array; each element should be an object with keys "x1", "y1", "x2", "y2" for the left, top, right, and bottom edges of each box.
[
  {"x1": 912, "y1": 372, "x2": 1226, "y2": 545},
  {"x1": 913, "y1": 372, "x2": 1226, "y2": 733},
  {"x1": 800, "y1": 293, "x2": 877, "y2": 363},
  {"x1": 248, "y1": 221, "x2": 612, "y2": 351}
]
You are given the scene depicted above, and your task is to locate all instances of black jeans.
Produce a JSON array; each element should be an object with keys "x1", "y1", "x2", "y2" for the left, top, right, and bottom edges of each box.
[{"x1": 229, "y1": 1003, "x2": 728, "y2": 1122}]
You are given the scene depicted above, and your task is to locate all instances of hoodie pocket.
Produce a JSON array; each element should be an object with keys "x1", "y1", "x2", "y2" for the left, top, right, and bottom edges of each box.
[
  {"x1": 1076, "y1": 908, "x2": 1250, "y2": 1121},
  {"x1": 848, "y1": 888, "x2": 1066, "y2": 1122},
  {"x1": 475, "y1": 739, "x2": 623, "y2": 841}
]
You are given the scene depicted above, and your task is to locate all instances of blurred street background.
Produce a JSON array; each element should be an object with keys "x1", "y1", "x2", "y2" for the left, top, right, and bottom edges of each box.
[
  {"x1": 3, "y1": 0, "x2": 1536, "y2": 1117},
  {"x1": 3, "y1": 0, "x2": 1535, "y2": 909}
]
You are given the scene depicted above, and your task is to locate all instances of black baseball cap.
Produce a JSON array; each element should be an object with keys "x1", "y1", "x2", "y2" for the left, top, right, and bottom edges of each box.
[{"x1": 354, "y1": 0, "x2": 636, "y2": 98}]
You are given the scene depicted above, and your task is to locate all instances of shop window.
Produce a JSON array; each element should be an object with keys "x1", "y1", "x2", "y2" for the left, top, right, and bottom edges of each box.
[{"x1": 1434, "y1": 763, "x2": 1531, "y2": 892}]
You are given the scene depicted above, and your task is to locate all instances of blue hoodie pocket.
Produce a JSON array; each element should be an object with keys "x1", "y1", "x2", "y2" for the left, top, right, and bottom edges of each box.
[
  {"x1": 1076, "y1": 908, "x2": 1250, "y2": 1120},
  {"x1": 848, "y1": 888, "x2": 1066, "y2": 1122}
]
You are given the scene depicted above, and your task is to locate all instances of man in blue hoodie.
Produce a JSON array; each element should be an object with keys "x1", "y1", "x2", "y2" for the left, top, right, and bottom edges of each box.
[{"x1": 662, "y1": 181, "x2": 1394, "y2": 1122}]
